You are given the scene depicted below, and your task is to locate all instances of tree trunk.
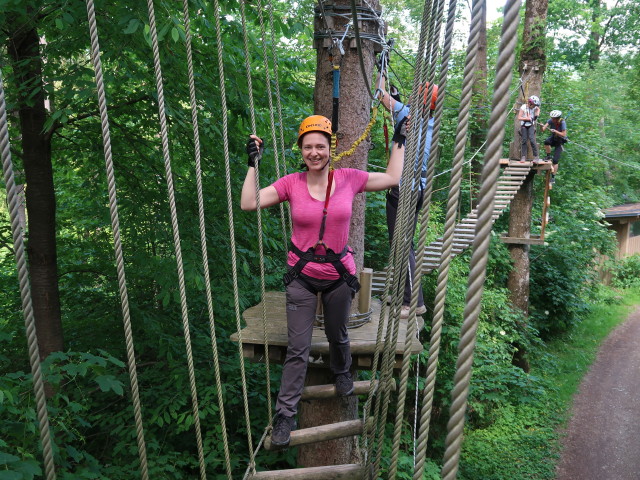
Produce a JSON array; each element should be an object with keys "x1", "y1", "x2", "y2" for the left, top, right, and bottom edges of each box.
[
  {"x1": 297, "y1": 0, "x2": 380, "y2": 467},
  {"x1": 470, "y1": 0, "x2": 487, "y2": 209},
  {"x1": 506, "y1": 0, "x2": 548, "y2": 372},
  {"x1": 588, "y1": 0, "x2": 601, "y2": 67},
  {"x1": 8, "y1": 25, "x2": 64, "y2": 365}
]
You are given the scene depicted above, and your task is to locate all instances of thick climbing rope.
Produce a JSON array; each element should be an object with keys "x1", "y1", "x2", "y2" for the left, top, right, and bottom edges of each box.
[
  {"x1": 441, "y1": 1, "x2": 522, "y2": 478},
  {"x1": 144, "y1": 0, "x2": 207, "y2": 476},
  {"x1": 254, "y1": 0, "x2": 290, "y2": 255},
  {"x1": 0, "y1": 72, "x2": 57, "y2": 480},
  {"x1": 84, "y1": 1, "x2": 150, "y2": 477},
  {"x1": 412, "y1": 0, "x2": 482, "y2": 476},
  {"x1": 386, "y1": 0, "x2": 451, "y2": 474},
  {"x1": 264, "y1": 0, "x2": 293, "y2": 238},
  {"x1": 208, "y1": 0, "x2": 259, "y2": 472},
  {"x1": 179, "y1": 0, "x2": 234, "y2": 476},
  {"x1": 236, "y1": 0, "x2": 266, "y2": 469},
  {"x1": 364, "y1": 0, "x2": 445, "y2": 474},
  {"x1": 251, "y1": 0, "x2": 292, "y2": 423}
]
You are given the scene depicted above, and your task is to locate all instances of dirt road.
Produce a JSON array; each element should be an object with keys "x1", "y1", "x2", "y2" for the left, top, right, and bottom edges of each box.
[{"x1": 556, "y1": 306, "x2": 640, "y2": 480}]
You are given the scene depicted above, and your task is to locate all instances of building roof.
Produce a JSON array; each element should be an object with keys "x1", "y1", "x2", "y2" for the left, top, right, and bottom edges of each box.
[{"x1": 603, "y1": 203, "x2": 640, "y2": 219}]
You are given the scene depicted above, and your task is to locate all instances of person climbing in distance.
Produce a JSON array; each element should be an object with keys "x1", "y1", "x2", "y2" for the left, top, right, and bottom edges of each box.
[
  {"x1": 540, "y1": 110, "x2": 567, "y2": 185},
  {"x1": 376, "y1": 77, "x2": 433, "y2": 320},
  {"x1": 518, "y1": 95, "x2": 541, "y2": 164},
  {"x1": 240, "y1": 115, "x2": 407, "y2": 448}
]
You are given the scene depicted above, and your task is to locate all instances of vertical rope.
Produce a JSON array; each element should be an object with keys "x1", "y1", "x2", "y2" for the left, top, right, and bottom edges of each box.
[
  {"x1": 413, "y1": 0, "x2": 482, "y2": 477},
  {"x1": 179, "y1": 0, "x2": 233, "y2": 476},
  {"x1": 144, "y1": 0, "x2": 206, "y2": 477},
  {"x1": 84, "y1": 1, "x2": 150, "y2": 477},
  {"x1": 0, "y1": 70, "x2": 57, "y2": 480},
  {"x1": 365, "y1": 0, "x2": 438, "y2": 475},
  {"x1": 386, "y1": 0, "x2": 449, "y2": 475},
  {"x1": 212, "y1": 0, "x2": 257, "y2": 470},
  {"x1": 237, "y1": 0, "x2": 265, "y2": 468},
  {"x1": 251, "y1": 0, "x2": 295, "y2": 420},
  {"x1": 441, "y1": 1, "x2": 521, "y2": 478},
  {"x1": 262, "y1": 0, "x2": 292, "y2": 247}
]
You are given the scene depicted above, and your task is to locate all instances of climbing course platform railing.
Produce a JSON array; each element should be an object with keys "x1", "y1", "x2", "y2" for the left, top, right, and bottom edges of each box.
[{"x1": 371, "y1": 161, "x2": 550, "y2": 296}]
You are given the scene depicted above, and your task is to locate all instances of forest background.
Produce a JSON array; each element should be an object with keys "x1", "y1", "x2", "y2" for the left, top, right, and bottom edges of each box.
[{"x1": 1, "y1": 0, "x2": 640, "y2": 478}]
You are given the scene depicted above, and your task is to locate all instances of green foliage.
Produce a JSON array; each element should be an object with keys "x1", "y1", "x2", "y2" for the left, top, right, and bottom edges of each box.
[
  {"x1": 529, "y1": 191, "x2": 616, "y2": 335},
  {"x1": 610, "y1": 254, "x2": 640, "y2": 288},
  {"x1": 459, "y1": 404, "x2": 558, "y2": 480}
]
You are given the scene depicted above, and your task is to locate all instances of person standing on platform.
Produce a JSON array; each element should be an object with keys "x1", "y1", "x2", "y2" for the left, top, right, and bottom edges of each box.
[
  {"x1": 518, "y1": 95, "x2": 541, "y2": 163},
  {"x1": 241, "y1": 115, "x2": 406, "y2": 447},
  {"x1": 541, "y1": 110, "x2": 567, "y2": 185}
]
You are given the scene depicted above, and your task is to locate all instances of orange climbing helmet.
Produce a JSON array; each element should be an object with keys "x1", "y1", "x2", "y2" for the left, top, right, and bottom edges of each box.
[
  {"x1": 297, "y1": 115, "x2": 332, "y2": 146},
  {"x1": 420, "y1": 82, "x2": 439, "y2": 110}
]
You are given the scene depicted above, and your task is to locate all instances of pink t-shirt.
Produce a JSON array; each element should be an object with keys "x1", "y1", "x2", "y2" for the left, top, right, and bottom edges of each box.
[{"x1": 272, "y1": 168, "x2": 369, "y2": 280}]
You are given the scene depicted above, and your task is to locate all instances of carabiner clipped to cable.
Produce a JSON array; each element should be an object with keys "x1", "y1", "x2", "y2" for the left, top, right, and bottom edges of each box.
[
  {"x1": 338, "y1": 23, "x2": 350, "y2": 55},
  {"x1": 372, "y1": 88, "x2": 383, "y2": 109}
]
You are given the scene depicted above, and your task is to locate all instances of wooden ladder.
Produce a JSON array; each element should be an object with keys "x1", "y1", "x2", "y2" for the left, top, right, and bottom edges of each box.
[
  {"x1": 247, "y1": 380, "x2": 393, "y2": 479},
  {"x1": 371, "y1": 162, "x2": 533, "y2": 296}
]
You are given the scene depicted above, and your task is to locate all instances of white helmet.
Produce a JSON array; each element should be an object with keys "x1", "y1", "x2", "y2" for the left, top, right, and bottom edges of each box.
[
  {"x1": 528, "y1": 95, "x2": 540, "y2": 106},
  {"x1": 550, "y1": 110, "x2": 562, "y2": 118}
]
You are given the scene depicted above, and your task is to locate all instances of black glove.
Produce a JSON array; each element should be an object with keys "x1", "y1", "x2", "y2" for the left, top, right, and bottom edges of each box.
[
  {"x1": 392, "y1": 117, "x2": 408, "y2": 146},
  {"x1": 246, "y1": 137, "x2": 264, "y2": 168}
]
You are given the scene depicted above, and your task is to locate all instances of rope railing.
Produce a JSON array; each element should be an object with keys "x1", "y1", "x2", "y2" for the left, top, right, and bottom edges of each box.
[
  {"x1": 441, "y1": 1, "x2": 522, "y2": 478},
  {"x1": 84, "y1": 0, "x2": 150, "y2": 477},
  {"x1": 253, "y1": 0, "x2": 281, "y2": 424},
  {"x1": 0, "y1": 69, "x2": 57, "y2": 480},
  {"x1": 237, "y1": 0, "x2": 262, "y2": 469},
  {"x1": 367, "y1": 0, "x2": 443, "y2": 474},
  {"x1": 413, "y1": 0, "x2": 482, "y2": 476},
  {"x1": 179, "y1": 0, "x2": 234, "y2": 476},
  {"x1": 388, "y1": 0, "x2": 450, "y2": 473},
  {"x1": 144, "y1": 0, "x2": 208, "y2": 476}
]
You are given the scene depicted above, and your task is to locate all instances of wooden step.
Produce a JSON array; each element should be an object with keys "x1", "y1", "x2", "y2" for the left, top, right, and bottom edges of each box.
[
  {"x1": 248, "y1": 463, "x2": 365, "y2": 479},
  {"x1": 300, "y1": 380, "x2": 386, "y2": 400},
  {"x1": 265, "y1": 419, "x2": 367, "y2": 450}
]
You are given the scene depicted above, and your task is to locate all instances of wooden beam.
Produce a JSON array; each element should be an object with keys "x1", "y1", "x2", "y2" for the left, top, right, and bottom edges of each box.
[
  {"x1": 500, "y1": 236, "x2": 545, "y2": 245},
  {"x1": 358, "y1": 268, "x2": 372, "y2": 314},
  {"x1": 300, "y1": 379, "x2": 395, "y2": 400},
  {"x1": 265, "y1": 419, "x2": 368, "y2": 450},
  {"x1": 248, "y1": 464, "x2": 365, "y2": 479}
]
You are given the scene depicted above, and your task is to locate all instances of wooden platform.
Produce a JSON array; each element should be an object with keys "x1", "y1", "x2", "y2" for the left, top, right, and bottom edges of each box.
[
  {"x1": 499, "y1": 158, "x2": 553, "y2": 171},
  {"x1": 231, "y1": 292, "x2": 424, "y2": 370}
]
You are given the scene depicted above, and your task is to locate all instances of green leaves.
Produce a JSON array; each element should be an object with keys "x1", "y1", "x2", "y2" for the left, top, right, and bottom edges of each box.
[
  {"x1": 95, "y1": 375, "x2": 125, "y2": 395},
  {"x1": 123, "y1": 19, "x2": 140, "y2": 34}
]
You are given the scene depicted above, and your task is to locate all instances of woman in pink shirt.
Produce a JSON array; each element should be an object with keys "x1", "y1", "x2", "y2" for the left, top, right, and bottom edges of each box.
[{"x1": 241, "y1": 115, "x2": 405, "y2": 447}]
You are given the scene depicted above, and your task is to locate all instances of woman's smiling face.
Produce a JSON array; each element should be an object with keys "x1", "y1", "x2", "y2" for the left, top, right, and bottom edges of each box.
[{"x1": 301, "y1": 132, "x2": 330, "y2": 171}]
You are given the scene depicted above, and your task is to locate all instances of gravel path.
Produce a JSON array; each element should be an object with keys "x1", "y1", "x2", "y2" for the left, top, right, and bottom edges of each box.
[{"x1": 556, "y1": 306, "x2": 640, "y2": 480}]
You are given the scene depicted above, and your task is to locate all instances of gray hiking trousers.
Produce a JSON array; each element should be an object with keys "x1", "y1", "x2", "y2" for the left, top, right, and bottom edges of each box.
[
  {"x1": 520, "y1": 124, "x2": 539, "y2": 158},
  {"x1": 275, "y1": 275, "x2": 355, "y2": 417}
]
